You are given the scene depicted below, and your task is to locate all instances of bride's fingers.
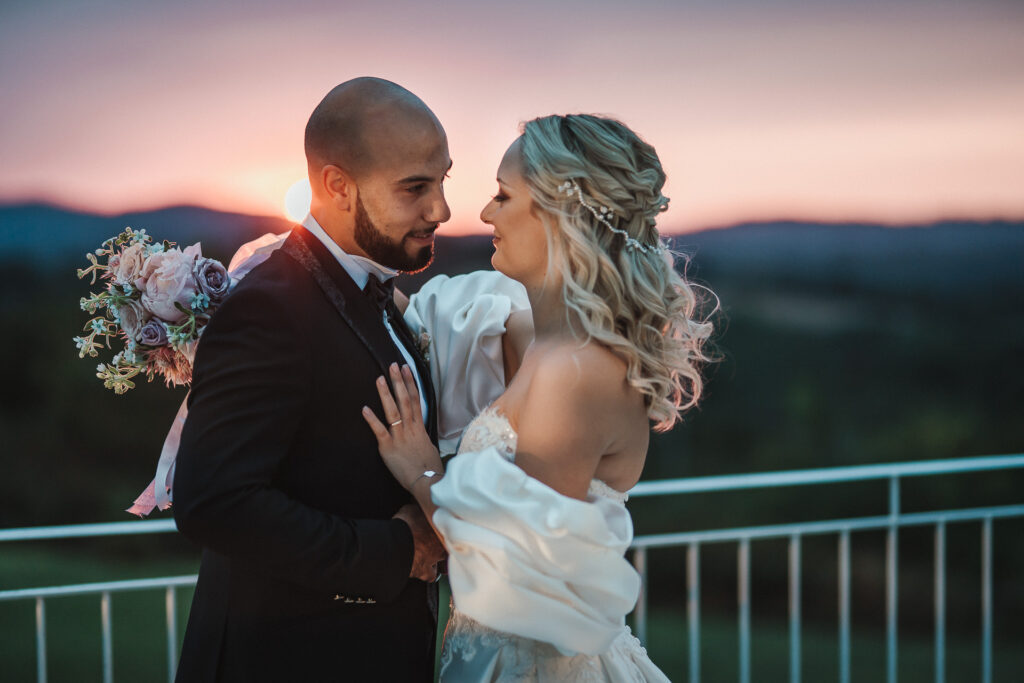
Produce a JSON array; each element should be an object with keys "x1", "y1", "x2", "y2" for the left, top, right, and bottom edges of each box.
[
  {"x1": 361, "y1": 406, "x2": 391, "y2": 442},
  {"x1": 375, "y1": 375, "x2": 401, "y2": 425},
  {"x1": 388, "y1": 363, "x2": 414, "y2": 421},
  {"x1": 401, "y1": 365, "x2": 423, "y2": 423}
]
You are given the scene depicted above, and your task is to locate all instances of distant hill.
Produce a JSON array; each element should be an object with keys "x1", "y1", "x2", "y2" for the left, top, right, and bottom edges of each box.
[
  {"x1": 2, "y1": 202, "x2": 1021, "y2": 298},
  {"x1": 672, "y1": 220, "x2": 1024, "y2": 297},
  {"x1": 0, "y1": 202, "x2": 292, "y2": 265}
]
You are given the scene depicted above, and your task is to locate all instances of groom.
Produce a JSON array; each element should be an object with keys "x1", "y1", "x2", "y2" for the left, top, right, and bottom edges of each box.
[{"x1": 172, "y1": 78, "x2": 449, "y2": 682}]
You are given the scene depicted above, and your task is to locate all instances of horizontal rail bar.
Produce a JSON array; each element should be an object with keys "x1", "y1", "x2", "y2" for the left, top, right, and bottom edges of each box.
[
  {"x1": 629, "y1": 453, "x2": 1024, "y2": 497},
  {"x1": 1, "y1": 455, "x2": 1019, "y2": 545},
  {"x1": 0, "y1": 519, "x2": 178, "y2": 543},
  {"x1": 0, "y1": 575, "x2": 197, "y2": 602},
  {"x1": 631, "y1": 503, "x2": 1024, "y2": 548}
]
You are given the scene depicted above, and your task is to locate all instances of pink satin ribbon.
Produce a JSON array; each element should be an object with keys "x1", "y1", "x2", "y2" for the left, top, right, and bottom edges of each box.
[{"x1": 127, "y1": 231, "x2": 291, "y2": 516}]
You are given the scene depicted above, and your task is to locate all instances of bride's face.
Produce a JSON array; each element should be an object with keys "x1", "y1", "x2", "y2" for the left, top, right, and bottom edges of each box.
[{"x1": 480, "y1": 138, "x2": 549, "y2": 286}]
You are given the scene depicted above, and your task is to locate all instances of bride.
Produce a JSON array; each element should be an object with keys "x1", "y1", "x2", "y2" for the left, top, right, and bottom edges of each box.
[{"x1": 362, "y1": 113, "x2": 714, "y2": 681}]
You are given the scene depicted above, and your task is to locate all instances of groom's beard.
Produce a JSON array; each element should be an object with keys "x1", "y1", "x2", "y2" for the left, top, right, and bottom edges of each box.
[{"x1": 354, "y1": 196, "x2": 435, "y2": 273}]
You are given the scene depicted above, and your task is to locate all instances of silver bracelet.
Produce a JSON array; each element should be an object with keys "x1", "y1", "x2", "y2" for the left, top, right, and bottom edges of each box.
[{"x1": 409, "y1": 469, "x2": 439, "y2": 490}]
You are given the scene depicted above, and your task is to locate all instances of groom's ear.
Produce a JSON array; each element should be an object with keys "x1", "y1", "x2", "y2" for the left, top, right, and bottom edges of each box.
[{"x1": 320, "y1": 164, "x2": 356, "y2": 213}]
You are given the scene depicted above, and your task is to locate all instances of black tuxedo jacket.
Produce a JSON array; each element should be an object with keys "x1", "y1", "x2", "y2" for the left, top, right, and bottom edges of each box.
[{"x1": 173, "y1": 226, "x2": 439, "y2": 682}]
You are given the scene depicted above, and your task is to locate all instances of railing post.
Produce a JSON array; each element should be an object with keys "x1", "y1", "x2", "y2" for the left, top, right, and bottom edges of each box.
[
  {"x1": 687, "y1": 542, "x2": 701, "y2": 683},
  {"x1": 738, "y1": 538, "x2": 750, "y2": 683},
  {"x1": 839, "y1": 529, "x2": 851, "y2": 683},
  {"x1": 36, "y1": 596, "x2": 47, "y2": 683},
  {"x1": 789, "y1": 534, "x2": 801, "y2": 683},
  {"x1": 981, "y1": 516, "x2": 993, "y2": 683},
  {"x1": 934, "y1": 521, "x2": 945, "y2": 683},
  {"x1": 166, "y1": 586, "x2": 178, "y2": 683},
  {"x1": 633, "y1": 547, "x2": 648, "y2": 646},
  {"x1": 101, "y1": 591, "x2": 113, "y2": 683},
  {"x1": 887, "y1": 476, "x2": 900, "y2": 683}
]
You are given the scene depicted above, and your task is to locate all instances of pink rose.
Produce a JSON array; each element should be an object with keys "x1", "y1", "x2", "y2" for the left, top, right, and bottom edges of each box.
[
  {"x1": 139, "y1": 245, "x2": 201, "y2": 323},
  {"x1": 111, "y1": 243, "x2": 147, "y2": 285},
  {"x1": 115, "y1": 299, "x2": 148, "y2": 341}
]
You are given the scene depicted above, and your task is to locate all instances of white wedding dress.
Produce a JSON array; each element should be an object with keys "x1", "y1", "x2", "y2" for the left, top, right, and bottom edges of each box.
[{"x1": 406, "y1": 272, "x2": 670, "y2": 682}]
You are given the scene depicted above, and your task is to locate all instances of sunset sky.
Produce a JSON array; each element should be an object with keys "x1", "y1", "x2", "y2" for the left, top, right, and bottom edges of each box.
[{"x1": 2, "y1": 0, "x2": 1022, "y2": 234}]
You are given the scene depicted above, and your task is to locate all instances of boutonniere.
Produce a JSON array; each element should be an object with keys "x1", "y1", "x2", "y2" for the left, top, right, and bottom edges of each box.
[{"x1": 416, "y1": 331, "x2": 431, "y2": 364}]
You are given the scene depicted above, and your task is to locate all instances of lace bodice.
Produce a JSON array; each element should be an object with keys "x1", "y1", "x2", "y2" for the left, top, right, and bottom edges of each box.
[{"x1": 457, "y1": 406, "x2": 629, "y2": 504}]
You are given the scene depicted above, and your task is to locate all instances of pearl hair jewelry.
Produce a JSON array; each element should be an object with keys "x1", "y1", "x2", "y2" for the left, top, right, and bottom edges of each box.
[{"x1": 557, "y1": 179, "x2": 665, "y2": 254}]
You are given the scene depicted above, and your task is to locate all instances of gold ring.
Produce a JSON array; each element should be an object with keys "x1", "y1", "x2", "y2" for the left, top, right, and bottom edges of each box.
[{"x1": 390, "y1": 419, "x2": 402, "y2": 427}]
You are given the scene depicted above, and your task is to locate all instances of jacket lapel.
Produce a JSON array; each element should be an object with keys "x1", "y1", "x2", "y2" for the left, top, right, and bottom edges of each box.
[
  {"x1": 281, "y1": 226, "x2": 438, "y2": 442},
  {"x1": 281, "y1": 227, "x2": 394, "y2": 376}
]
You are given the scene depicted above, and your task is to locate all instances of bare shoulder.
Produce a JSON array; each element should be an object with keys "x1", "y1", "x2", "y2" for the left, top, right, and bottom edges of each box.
[
  {"x1": 509, "y1": 340, "x2": 641, "y2": 499},
  {"x1": 514, "y1": 340, "x2": 635, "y2": 450},
  {"x1": 523, "y1": 340, "x2": 631, "y2": 406}
]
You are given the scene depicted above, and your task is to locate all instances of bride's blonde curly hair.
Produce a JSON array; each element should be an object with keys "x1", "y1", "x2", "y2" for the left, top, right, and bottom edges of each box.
[{"x1": 520, "y1": 114, "x2": 716, "y2": 431}]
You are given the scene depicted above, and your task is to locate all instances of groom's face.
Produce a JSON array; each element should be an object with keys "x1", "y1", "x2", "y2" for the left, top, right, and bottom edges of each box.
[{"x1": 352, "y1": 118, "x2": 452, "y2": 273}]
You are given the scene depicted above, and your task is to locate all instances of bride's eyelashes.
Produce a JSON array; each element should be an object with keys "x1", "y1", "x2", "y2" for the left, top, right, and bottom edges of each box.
[{"x1": 492, "y1": 193, "x2": 509, "y2": 203}]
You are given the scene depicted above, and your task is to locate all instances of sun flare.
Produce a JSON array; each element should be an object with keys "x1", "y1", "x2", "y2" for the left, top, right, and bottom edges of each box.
[{"x1": 284, "y1": 179, "x2": 311, "y2": 222}]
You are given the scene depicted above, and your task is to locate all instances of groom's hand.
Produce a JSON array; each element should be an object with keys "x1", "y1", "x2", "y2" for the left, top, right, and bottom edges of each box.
[{"x1": 393, "y1": 503, "x2": 445, "y2": 582}]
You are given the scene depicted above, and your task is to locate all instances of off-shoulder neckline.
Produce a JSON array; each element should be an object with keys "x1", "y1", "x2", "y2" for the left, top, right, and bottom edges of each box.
[{"x1": 477, "y1": 405, "x2": 629, "y2": 503}]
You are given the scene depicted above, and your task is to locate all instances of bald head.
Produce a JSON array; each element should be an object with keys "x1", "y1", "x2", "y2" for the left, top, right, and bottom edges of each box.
[{"x1": 304, "y1": 77, "x2": 442, "y2": 180}]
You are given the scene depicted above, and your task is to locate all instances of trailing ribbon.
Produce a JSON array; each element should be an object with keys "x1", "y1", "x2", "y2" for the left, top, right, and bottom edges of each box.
[{"x1": 126, "y1": 230, "x2": 291, "y2": 516}]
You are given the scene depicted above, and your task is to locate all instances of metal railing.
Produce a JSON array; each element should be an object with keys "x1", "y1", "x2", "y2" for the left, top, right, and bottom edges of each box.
[
  {"x1": 2, "y1": 453, "x2": 1022, "y2": 683},
  {"x1": 0, "y1": 519, "x2": 188, "y2": 683},
  {"x1": 627, "y1": 453, "x2": 1024, "y2": 683}
]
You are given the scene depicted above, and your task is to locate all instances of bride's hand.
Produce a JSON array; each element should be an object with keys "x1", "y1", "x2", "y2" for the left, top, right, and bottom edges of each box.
[{"x1": 362, "y1": 363, "x2": 443, "y2": 491}]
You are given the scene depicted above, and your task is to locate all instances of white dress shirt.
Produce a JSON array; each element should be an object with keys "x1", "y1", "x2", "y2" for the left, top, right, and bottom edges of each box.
[{"x1": 301, "y1": 214, "x2": 429, "y2": 422}]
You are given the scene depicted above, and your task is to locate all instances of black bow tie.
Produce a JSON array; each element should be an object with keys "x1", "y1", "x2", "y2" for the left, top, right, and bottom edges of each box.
[{"x1": 364, "y1": 275, "x2": 395, "y2": 314}]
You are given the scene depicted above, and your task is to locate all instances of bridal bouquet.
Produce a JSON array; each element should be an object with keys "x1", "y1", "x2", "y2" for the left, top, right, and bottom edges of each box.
[{"x1": 74, "y1": 227, "x2": 231, "y2": 393}]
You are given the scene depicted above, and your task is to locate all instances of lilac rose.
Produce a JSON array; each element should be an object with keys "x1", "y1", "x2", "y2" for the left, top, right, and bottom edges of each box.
[
  {"x1": 139, "y1": 319, "x2": 170, "y2": 347},
  {"x1": 194, "y1": 256, "x2": 230, "y2": 303},
  {"x1": 138, "y1": 244, "x2": 201, "y2": 323}
]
